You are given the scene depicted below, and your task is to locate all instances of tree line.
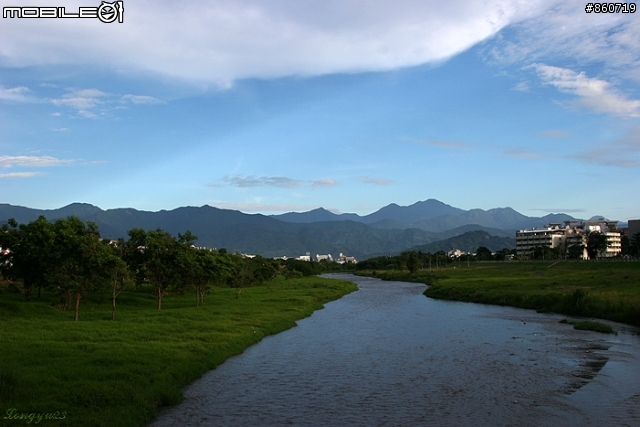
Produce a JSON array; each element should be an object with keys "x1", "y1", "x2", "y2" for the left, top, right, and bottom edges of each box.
[
  {"x1": 356, "y1": 246, "x2": 516, "y2": 274},
  {"x1": 0, "y1": 216, "x2": 350, "y2": 321}
]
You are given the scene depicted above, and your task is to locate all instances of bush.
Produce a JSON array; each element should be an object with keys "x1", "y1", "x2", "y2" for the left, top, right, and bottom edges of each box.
[
  {"x1": 563, "y1": 289, "x2": 591, "y2": 316},
  {"x1": 0, "y1": 368, "x2": 19, "y2": 399}
]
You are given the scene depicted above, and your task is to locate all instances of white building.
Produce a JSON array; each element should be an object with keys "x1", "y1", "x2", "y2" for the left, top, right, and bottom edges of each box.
[
  {"x1": 337, "y1": 252, "x2": 357, "y2": 264},
  {"x1": 316, "y1": 254, "x2": 333, "y2": 262},
  {"x1": 296, "y1": 252, "x2": 312, "y2": 261},
  {"x1": 516, "y1": 219, "x2": 621, "y2": 259},
  {"x1": 447, "y1": 249, "x2": 466, "y2": 258},
  {"x1": 516, "y1": 223, "x2": 566, "y2": 255}
]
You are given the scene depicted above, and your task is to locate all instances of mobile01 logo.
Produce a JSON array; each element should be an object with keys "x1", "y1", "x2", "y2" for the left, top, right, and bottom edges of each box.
[{"x1": 3, "y1": 1, "x2": 124, "y2": 23}]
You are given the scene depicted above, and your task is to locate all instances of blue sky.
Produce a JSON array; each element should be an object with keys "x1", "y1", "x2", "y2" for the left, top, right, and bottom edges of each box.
[{"x1": 1, "y1": 0, "x2": 639, "y2": 221}]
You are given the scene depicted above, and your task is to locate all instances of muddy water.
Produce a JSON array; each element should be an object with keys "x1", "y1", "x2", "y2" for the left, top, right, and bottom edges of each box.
[{"x1": 150, "y1": 274, "x2": 640, "y2": 427}]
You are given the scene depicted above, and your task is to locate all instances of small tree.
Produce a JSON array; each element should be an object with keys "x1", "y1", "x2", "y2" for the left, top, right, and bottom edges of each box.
[
  {"x1": 176, "y1": 246, "x2": 232, "y2": 307},
  {"x1": 145, "y1": 229, "x2": 182, "y2": 310},
  {"x1": 49, "y1": 216, "x2": 116, "y2": 321},
  {"x1": 122, "y1": 229, "x2": 146, "y2": 286},
  {"x1": 0, "y1": 216, "x2": 55, "y2": 300},
  {"x1": 585, "y1": 231, "x2": 608, "y2": 260},
  {"x1": 106, "y1": 241, "x2": 132, "y2": 320},
  {"x1": 404, "y1": 251, "x2": 419, "y2": 274},
  {"x1": 567, "y1": 244, "x2": 584, "y2": 260},
  {"x1": 631, "y1": 232, "x2": 640, "y2": 257},
  {"x1": 475, "y1": 246, "x2": 493, "y2": 261},
  {"x1": 434, "y1": 250, "x2": 448, "y2": 268},
  {"x1": 232, "y1": 260, "x2": 252, "y2": 299},
  {"x1": 248, "y1": 256, "x2": 278, "y2": 286}
]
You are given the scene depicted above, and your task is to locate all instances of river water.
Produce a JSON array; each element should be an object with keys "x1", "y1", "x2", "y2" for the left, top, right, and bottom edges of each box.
[{"x1": 150, "y1": 274, "x2": 640, "y2": 427}]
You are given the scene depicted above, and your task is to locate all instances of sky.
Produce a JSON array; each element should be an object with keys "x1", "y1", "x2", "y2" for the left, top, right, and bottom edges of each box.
[{"x1": 1, "y1": 0, "x2": 639, "y2": 221}]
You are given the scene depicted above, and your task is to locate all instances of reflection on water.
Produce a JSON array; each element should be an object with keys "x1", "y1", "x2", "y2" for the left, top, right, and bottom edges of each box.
[{"x1": 150, "y1": 274, "x2": 640, "y2": 427}]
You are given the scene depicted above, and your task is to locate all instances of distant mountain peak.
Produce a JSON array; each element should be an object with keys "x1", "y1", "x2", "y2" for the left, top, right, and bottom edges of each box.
[{"x1": 57, "y1": 203, "x2": 103, "y2": 215}]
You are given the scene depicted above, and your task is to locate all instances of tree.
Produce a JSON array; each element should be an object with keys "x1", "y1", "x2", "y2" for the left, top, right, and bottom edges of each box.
[
  {"x1": 475, "y1": 246, "x2": 493, "y2": 261},
  {"x1": 248, "y1": 256, "x2": 278, "y2": 286},
  {"x1": 175, "y1": 246, "x2": 205, "y2": 306},
  {"x1": 48, "y1": 216, "x2": 118, "y2": 321},
  {"x1": 567, "y1": 244, "x2": 584, "y2": 260},
  {"x1": 584, "y1": 231, "x2": 608, "y2": 260},
  {"x1": 123, "y1": 228, "x2": 182, "y2": 309},
  {"x1": 144, "y1": 229, "x2": 183, "y2": 310},
  {"x1": 175, "y1": 246, "x2": 235, "y2": 307},
  {"x1": 0, "y1": 216, "x2": 55, "y2": 301},
  {"x1": 106, "y1": 239, "x2": 133, "y2": 320},
  {"x1": 494, "y1": 248, "x2": 514, "y2": 261},
  {"x1": 231, "y1": 259, "x2": 252, "y2": 299},
  {"x1": 532, "y1": 246, "x2": 557, "y2": 260},
  {"x1": 434, "y1": 250, "x2": 448, "y2": 268},
  {"x1": 630, "y1": 232, "x2": 640, "y2": 257},
  {"x1": 621, "y1": 235, "x2": 630, "y2": 256},
  {"x1": 122, "y1": 228, "x2": 150, "y2": 287},
  {"x1": 404, "y1": 251, "x2": 419, "y2": 274}
]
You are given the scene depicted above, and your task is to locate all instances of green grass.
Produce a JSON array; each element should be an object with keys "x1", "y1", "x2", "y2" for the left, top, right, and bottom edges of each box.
[
  {"x1": 559, "y1": 318, "x2": 617, "y2": 334},
  {"x1": 357, "y1": 261, "x2": 640, "y2": 326},
  {"x1": 0, "y1": 276, "x2": 357, "y2": 427}
]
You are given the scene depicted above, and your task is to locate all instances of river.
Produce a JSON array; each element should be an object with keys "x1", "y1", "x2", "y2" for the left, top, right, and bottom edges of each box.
[{"x1": 150, "y1": 274, "x2": 640, "y2": 426}]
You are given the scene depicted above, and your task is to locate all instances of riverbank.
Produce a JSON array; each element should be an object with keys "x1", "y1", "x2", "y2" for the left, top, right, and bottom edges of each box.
[
  {"x1": 150, "y1": 273, "x2": 640, "y2": 427},
  {"x1": 356, "y1": 261, "x2": 640, "y2": 327},
  {"x1": 0, "y1": 276, "x2": 357, "y2": 427}
]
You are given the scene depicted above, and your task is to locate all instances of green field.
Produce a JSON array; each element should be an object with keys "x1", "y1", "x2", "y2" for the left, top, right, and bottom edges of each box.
[
  {"x1": 0, "y1": 276, "x2": 356, "y2": 427},
  {"x1": 357, "y1": 261, "x2": 640, "y2": 327}
]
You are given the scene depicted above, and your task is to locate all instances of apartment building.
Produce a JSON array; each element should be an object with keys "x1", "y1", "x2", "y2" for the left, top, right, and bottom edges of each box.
[{"x1": 516, "y1": 219, "x2": 621, "y2": 259}]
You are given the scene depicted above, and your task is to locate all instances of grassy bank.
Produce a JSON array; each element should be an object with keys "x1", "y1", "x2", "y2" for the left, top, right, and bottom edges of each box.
[
  {"x1": 0, "y1": 276, "x2": 356, "y2": 427},
  {"x1": 357, "y1": 261, "x2": 640, "y2": 327}
]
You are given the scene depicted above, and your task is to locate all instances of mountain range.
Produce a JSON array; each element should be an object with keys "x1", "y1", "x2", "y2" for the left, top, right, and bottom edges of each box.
[
  {"x1": 272, "y1": 199, "x2": 574, "y2": 232},
  {"x1": 0, "y1": 199, "x2": 577, "y2": 259}
]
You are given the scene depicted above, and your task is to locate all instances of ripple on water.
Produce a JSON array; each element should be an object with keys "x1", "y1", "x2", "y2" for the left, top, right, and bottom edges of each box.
[{"x1": 150, "y1": 274, "x2": 640, "y2": 427}]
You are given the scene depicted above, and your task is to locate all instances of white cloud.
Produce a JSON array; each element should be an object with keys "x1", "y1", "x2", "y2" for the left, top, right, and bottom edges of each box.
[
  {"x1": 121, "y1": 94, "x2": 164, "y2": 105},
  {"x1": 534, "y1": 64, "x2": 640, "y2": 118},
  {"x1": 360, "y1": 176, "x2": 393, "y2": 186},
  {"x1": 70, "y1": 89, "x2": 107, "y2": 98},
  {"x1": 0, "y1": 171, "x2": 41, "y2": 179},
  {"x1": 488, "y1": 1, "x2": 640, "y2": 79},
  {"x1": 50, "y1": 88, "x2": 107, "y2": 111},
  {"x1": 222, "y1": 175, "x2": 303, "y2": 188},
  {"x1": 47, "y1": 88, "x2": 163, "y2": 117},
  {"x1": 219, "y1": 175, "x2": 340, "y2": 189},
  {"x1": 0, "y1": 0, "x2": 556, "y2": 86},
  {"x1": 311, "y1": 179, "x2": 339, "y2": 188},
  {"x1": 512, "y1": 81, "x2": 530, "y2": 92},
  {"x1": 503, "y1": 147, "x2": 540, "y2": 160},
  {"x1": 52, "y1": 97, "x2": 101, "y2": 109},
  {"x1": 0, "y1": 155, "x2": 75, "y2": 167},
  {"x1": 0, "y1": 85, "x2": 33, "y2": 102},
  {"x1": 77, "y1": 109, "x2": 98, "y2": 118}
]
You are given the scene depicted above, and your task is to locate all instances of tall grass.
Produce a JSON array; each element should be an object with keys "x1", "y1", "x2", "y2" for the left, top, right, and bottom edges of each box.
[{"x1": 0, "y1": 276, "x2": 356, "y2": 427}]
